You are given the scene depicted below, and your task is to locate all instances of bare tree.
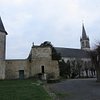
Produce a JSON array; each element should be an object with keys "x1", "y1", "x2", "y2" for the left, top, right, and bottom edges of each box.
[
  {"x1": 76, "y1": 60, "x2": 82, "y2": 78},
  {"x1": 89, "y1": 43, "x2": 100, "y2": 81}
]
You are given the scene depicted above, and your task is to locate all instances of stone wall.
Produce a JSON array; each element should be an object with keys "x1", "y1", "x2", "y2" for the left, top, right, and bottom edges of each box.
[
  {"x1": 0, "y1": 32, "x2": 6, "y2": 59},
  {"x1": 5, "y1": 60, "x2": 29, "y2": 79},
  {"x1": 4, "y1": 46, "x2": 59, "y2": 80},
  {"x1": 30, "y1": 46, "x2": 59, "y2": 79},
  {"x1": 0, "y1": 60, "x2": 5, "y2": 79},
  {"x1": 30, "y1": 59, "x2": 59, "y2": 79},
  {"x1": 31, "y1": 46, "x2": 51, "y2": 59}
]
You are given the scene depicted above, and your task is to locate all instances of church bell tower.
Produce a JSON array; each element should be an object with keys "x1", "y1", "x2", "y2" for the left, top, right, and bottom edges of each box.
[{"x1": 80, "y1": 24, "x2": 90, "y2": 51}]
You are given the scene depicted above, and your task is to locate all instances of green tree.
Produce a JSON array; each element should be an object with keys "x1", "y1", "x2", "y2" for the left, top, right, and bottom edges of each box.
[{"x1": 59, "y1": 59, "x2": 67, "y2": 78}]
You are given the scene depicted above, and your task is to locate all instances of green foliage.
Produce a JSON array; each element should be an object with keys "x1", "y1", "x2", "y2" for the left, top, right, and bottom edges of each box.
[
  {"x1": 52, "y1": 47, "x2": 61, "y2": 60},
  {"x1": 59, "y1": 60, "x2": 71, "y2": 78},
  {"x1": 59, "y1": 59, "x2": 83, "y2": 79},
  {"x1": 0, "y1": 80, "x2": 51, "y2": 100}
]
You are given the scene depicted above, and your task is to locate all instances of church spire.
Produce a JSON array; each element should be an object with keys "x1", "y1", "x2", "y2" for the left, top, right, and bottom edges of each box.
[
  {"x1": 80, "y1": 23, "x2": 90, "y2": 51},
  {"x1": 82, "y1": 23, "x2": 87, "y2": 39},
  {"x1": 0, "y1": 17, "x2": 7, "y2": 35}
]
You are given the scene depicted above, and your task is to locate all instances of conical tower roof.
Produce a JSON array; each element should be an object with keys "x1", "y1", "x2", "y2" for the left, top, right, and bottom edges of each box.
[
  {"x1": 82, "y1": 24, "x2": 87, "y2": 39},
  {"x1": 0, "y1": 17, "x2": 7, "y2": 35}
]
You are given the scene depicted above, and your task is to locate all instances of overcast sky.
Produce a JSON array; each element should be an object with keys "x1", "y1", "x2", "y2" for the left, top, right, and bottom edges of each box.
[{"x1": 0, "y1": 0, "x2": 100, "y2": 59}]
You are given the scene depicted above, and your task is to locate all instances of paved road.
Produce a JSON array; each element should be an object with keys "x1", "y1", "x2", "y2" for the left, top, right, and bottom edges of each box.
[{"x1": 48, "y1": 78, "x2": 100, "y2": 100}]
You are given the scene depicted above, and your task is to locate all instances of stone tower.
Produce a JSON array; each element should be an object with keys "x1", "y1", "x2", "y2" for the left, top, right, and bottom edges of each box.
[
  {"x1": 80, "y1": 24, "x2": 90, "y2": 51},
  {"x1": 0, "y1": 17, "x2": 7, "y2": 79}
]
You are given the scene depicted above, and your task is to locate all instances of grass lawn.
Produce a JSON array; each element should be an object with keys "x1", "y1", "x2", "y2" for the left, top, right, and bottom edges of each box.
[{"x1": 0, "y1": 80, "x2": 51, "y2": 100}]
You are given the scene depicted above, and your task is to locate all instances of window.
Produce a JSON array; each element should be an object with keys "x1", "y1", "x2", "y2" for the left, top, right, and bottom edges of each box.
[{"x1": 41, "y1": 66, "x2": 44, "y2": 73}]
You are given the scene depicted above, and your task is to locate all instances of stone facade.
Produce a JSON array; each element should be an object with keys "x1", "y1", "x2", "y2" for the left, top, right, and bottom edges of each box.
[
  {"x1": 0, "y1": 60, "x2": 5, "y2": 79},
  {"x1": 0, "y1": 32, "x2": 6, "y2": 59},
  {"x1": 5, "y1": 60, "x2": 29, "y2": 79},
  {"x1": 30, "y1": 46, "x2": 59, "y2": 79},
  {"x1": 4, "y1": 46, "x2": 59, "y2": 80},
  {"x1": 0, "y1": 32, "x2": 6, "y2": 79}
]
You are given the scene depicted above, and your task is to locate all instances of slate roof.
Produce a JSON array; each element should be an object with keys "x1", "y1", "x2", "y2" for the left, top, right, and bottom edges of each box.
[
  {"x1": 81, "y1": 24, "x2": 89, "y2": 40},
  {"x1": 0, "y1": 17, "x2": 7, "y2": 34},
  {"x1": 55, "y1": 47, "x2": 90, "y2": 58},
  {"x1": 82, "y1": 24, "x2": 87, "y2": 39}
]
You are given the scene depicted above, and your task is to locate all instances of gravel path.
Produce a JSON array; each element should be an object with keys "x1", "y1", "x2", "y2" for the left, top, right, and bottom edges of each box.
[{"x1": 48, "y1": 78, "x2": 100, "y2": 100}]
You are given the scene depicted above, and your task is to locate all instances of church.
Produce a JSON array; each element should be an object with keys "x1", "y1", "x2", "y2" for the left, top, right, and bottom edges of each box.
[
  {"x1": 0, "y1": 17, "x2": 95, "y2": 80},
  {"x1": 55, "y1": 24, "x2": 95, "y2": 78}
]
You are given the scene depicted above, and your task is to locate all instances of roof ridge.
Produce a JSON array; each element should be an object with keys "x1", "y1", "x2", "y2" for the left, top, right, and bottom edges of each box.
[{"x1": 55, "y1": 47, "x2": 81, "y2": 50}]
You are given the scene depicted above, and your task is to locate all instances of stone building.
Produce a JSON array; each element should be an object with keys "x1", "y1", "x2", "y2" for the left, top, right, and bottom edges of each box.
[
  {"x1": 0, "y1": 17, "x2": 59, "y2": 79},
  {"x1": 0, "y1": 17, "x2": 95, "y2": 79}
]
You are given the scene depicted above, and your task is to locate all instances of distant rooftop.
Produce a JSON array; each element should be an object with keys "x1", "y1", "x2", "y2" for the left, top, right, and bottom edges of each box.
[{"x1": 55, "y1": 47, "x2": 90, "y2": 58}]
